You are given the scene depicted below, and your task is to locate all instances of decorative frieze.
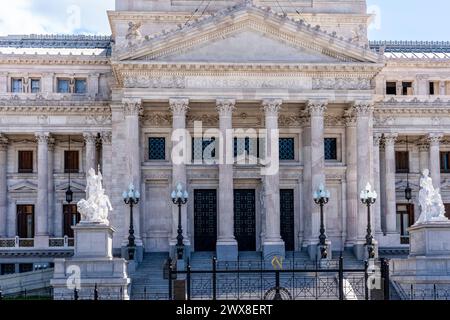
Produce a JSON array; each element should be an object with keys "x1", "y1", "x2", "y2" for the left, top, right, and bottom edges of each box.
[
  {"x1": 187, "y1": 114, "x2": 219, "y2": 126},
  {"x1": 142, "y1": 113, "x2": 172, "y2": 126},
  {"x1": 312, "y1": 77, "x2": 372, "y2": 90}
]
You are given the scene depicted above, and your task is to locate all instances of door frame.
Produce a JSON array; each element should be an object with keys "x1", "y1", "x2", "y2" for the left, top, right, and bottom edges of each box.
[
  {"x1": 233, "y1": 188, "x2": 257, "y2": 252},
  {"x1": 193, "y1": 189, "x2": 218, "y2": 252}
]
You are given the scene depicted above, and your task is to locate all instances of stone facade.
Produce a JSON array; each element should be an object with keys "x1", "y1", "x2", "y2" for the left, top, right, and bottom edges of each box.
[{"x1": 1, "y1": 0, "x2": 450, "y2": 269}]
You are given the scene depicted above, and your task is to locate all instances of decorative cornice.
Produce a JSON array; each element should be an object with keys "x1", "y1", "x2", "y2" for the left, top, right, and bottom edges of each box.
[
  {"x1": 262, "y1": 99, "x2": 282, "y2": 117},
  {"x1": 216, "y1": 99, "x2": 236, "y2": 117},
  {"x1": 169, "y1": 98, "x2": 189, "y2": 116},
  {"x1": 122, "y1": 97, "x2": 143, "y2": 116}
]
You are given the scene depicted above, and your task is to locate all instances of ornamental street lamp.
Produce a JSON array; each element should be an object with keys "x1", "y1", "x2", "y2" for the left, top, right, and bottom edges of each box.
[
  {"x1": 65, "y1": 135, "x2": 73, "y2": 204},
  {"x1": 122, "y1": 183, "x2": 140, "y2": 260},
  {"x1": 313, "y1": 184, "x2": 330, "y2": 259},
  {"x1": 405, "y1": 137, "x2": 412, "y2": 202},
  {"x1": 171, "y1": 183, "x2": 188, "y2": 261},
  {"x1": 360, "y1": 183, "x2": 377, "y2": 259}
]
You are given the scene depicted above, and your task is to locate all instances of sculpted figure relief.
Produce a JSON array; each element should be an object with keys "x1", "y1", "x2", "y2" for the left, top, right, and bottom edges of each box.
[
  {"x1": 77, "y1": 167, "x2": 113, "y2": 225},
  {"x1": 126, "y1": 21, "x2": 143, "y2": 47},
  {"x1": 415, "y1": 169, "x2": 448, "y2": 225}
]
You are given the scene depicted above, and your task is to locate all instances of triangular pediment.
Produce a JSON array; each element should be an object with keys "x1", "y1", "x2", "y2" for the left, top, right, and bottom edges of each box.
[
  {"x1": 9, "y1": 181, "x2": 37, "y2": 192},
  {"x1": 55, "y1": 181, "x2": 86, "y2": 192},
  {"x1": 116, "y1": 3, "x2": 381, "y2": 64}
]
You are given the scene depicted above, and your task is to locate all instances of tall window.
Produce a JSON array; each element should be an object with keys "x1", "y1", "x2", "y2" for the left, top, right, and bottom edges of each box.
[
  {"x1": 441, "y1": 152, "x2": 450, "y2": 173},
  {"x1": 64, "y1": 150, "x2": 79, "y2": 173},
  {"x1": 74, "y1": 79, "x2": 87, "y2": 94},
  {"x1": 396, "y1": 204, "x2": 414, "y2": 244},
  {"x1": 192, "y1": 137, "x2": 216, "y2": 163},
  {"x1": 18, "y1": 151, "x2": 33, "y2": 173},
  {"x1": 429, "y1": 81, "x2": 436, "y2": 95},
  {"x1": 30, "y1": 79, "x2": 40, "y2": 93},
  {"x1": 279, "y1": 138, "x2": 295, "y2": 160},
  {"x1": 57, "y1": 79, "x2": 70, "y2": 93},
  {"x1": 17, "y1": 205, "x2": 34, "y2": 238},
  {"x1": 12, "y1": 78, "x2": 23, "y2": 93},
  {"x1": 395, "y1": 151, "x2": 410, "y2": 173},
  {"x1": 149, "y1": 137, "x2": 166, "y2": 160},
  {"x1": 402, "y1": 82, "x2": 413, "y2": 95},
  {"x1": 63, "y1": 204, "x2": 80, "y2": 238},
  {"x1": 324, "y1": 138, "x2": 338, "y2": 161},
  {"x1": 386, "y1": 82, "x2": 396, "y2": 95}
]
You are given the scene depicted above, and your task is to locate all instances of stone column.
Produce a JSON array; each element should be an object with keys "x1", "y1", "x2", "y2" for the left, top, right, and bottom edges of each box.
[
  {"x1": 439, "y1": 81, "x2": 446, "y2": 95},
  {"x1": 418, "y1": 143, "x2": 429, "y2": 174},
  {"x1": 216, "y1": 99, "x2": 238, "y2": 261},
  {"x1": 169, "y1": 98, "x2": 190, "y2": 258},
  {"x1": 428, "y1": 133, "x2": 443, "y2": 189},
  {"x1": 373, "y1": 134, "x2": 383, "y2": 235},
  {"x1": 83, "y1": 132, "x2": 97, "y2": 173},
  {"x1": 35, "y1": 133, "x2": 50, "y2": 247},
  {"x1": 262, "y1": 99, "x2": 285, "y2": 258},
  {"x1": 122, "y1": 98, "x2": 143, "y2": 261},
  {"x1": 47, "y1": 138, "x2": 55, "y2": 236},
  {"x1": 304, "y1": 100, "x2": 327, "y2": 259},
  {"x1": 344, "y1": 111, "x2": 357, "y2": 247},
  {"x1": 353, "y1": 102, "x2": 374, "y2": 258},
  {"x1": 0, "y1": 134, "x2": 8, "y2": 237},
  {"x1": 384, "y1": 133, "x2": 398, "y2": 236},
  {"x1": 101, "y1": 132, "x2": 112, "y2": 195}
]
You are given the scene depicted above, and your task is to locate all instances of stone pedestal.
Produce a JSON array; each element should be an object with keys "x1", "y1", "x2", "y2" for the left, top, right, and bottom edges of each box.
[
  {"x1": 51, "y1": 223, "x2": 130, "y2": 300},
  {"x1": 391, "y1": 222, "x2": 450, "y2": 291}
]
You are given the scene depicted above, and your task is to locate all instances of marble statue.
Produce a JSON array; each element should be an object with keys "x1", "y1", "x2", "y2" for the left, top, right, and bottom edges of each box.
[
  {"x1": 77, "y1": 167, "x2": 113, "y2": 225},
  {"x1": 126, "y1": 21, "x2": 143, "y2": 47},
  {"x1": 415, "y1": 169, "x2": 448, "y2": 225}
]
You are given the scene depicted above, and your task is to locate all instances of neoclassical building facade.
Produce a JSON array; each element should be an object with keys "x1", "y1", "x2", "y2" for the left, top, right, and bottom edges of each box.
[{"x1": 1, "y1": 0, "x2": 450, "y2": 272}]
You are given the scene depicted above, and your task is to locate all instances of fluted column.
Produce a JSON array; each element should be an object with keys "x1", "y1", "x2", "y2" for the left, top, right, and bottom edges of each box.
[
  {"x1": 353, "y1": 102, "x2": 374, "y2": 257},
  {"x1": 261, "y1": 99, "x2": 285, "y2": 258},
  {"x1": 344, "y1": 112, "x2": 357, "y2": 246},
  {"x1": 303, "y1": 100, "x2": 327, "y2": 257},
  {"x1": 373, "y1": 134, "x2": 383, "y2": 235},
  {"x1": 83, "y1": 132, "x2": 97, "y2": 173},
  {"x1": 47, "y1": 138, "x2": 55, "y2": 236},
  {"x1": 384, "y1": 133, "x2": 398, "y2": 234},
  {"x1": 169, "y1": 98, "x2": 190, "y2": 257},
  {"x1": 216, "y1": 99, "x2": 238, "y2": 261},
  {"x1": 35, "y1": 132, "x2": 50, "y2": 247},
  {"x1": 0, "y1": 134, "x2": 8, "y2": 237},
  {"x1": 101, "y1": 132, "x2": 112, "y2": 195},
  {"x1": 123, "y1": 98, "x2": 143, "y2": 249},
  {"x1": 418, "y1": 143, "x2": 430, "y2": 174},
  {"x1": 428, "y1": 133, "x2": 443, "y2": 189}
]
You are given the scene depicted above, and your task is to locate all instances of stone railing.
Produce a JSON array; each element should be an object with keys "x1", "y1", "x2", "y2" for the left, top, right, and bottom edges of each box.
[{"x1": 0, "y1": 236, "x2": 74, "y2": 248}]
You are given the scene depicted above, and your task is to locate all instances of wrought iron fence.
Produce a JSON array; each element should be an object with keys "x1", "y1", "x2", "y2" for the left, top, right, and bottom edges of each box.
[
  {"x1": 167, "y1": 257, "x2": 391, "y2": 301},
  {"x1": 395, "y1": 283, "x2": 450, "y2": 300}
]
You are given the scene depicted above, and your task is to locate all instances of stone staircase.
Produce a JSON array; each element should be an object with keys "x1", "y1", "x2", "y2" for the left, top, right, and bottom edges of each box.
[{"x1": 130, "y1": 250, "x2": 372, "y2": 300}]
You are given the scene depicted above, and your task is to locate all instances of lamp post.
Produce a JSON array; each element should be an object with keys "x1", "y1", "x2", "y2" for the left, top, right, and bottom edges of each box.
[
  {"x1": 313, "y1": 184, "x2": 330, "y2": 259},
  {"x1": 405, "y1": 136, "x2": 412, "y2": 202},
  {"x1": 360, "y1": 183, "x2": 377, "y2": 259},
  {"x1": 171, "y1": 183, "x2": 188, "y2": 261},
  {"x1": 122, "y1": 183, "x2": 140, "y2": 260}
]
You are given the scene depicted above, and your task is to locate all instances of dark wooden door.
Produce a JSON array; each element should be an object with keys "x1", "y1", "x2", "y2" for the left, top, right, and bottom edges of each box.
[
  {"x1": 194, "y1": 190, "x2": 217, "y2": 252},
  {"x1": 63, "y1": 204, "x2": 80, "y2": 238},
  {"x1": 234, "y1": 189, "x2": 256, "y2": 251},
  {"x1": 17, "y1": 205, "x2": 34, "y2": 238},
  {"x1": 280, "y1": 189, "x2": 295, "y2": 251}
]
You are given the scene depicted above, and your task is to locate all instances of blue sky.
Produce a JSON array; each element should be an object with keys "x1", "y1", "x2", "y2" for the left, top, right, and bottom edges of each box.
[{"x1": 0, "y1": 0, "x2": 448, "y2": 40}]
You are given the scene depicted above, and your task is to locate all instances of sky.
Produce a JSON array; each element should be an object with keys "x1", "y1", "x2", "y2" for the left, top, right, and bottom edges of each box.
[{"x1": 0, "y1": 0, "x2": 449, "y2": 41}]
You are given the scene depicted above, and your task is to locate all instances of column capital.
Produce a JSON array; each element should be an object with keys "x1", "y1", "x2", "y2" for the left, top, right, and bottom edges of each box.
[
  {"x1": 35, "y1": 132, "x2": 50, "y2": 145},
  {"x1": 0, "y1": 134, "x2": 8, "y2": 151},
  {"x1": 83, "y1": 132, "x2": 98, "y2": 144},
  {"x1": 48, "y1": 137, "x2": 56, "y2": 151},
  {"x1": 373, "y1": 133, "x2": 383, "y2": 147},
  {"x1": 122, "y1": 97, "x2": 143, "y2": 116},
  {"x1": 306, "y1": 100, "x2": 328, "y2": 116},
  {"x1": 427, "y1": 133, "x2": 444, "y2": 146},
  {"x1": 169, "y1": 98, "x2": 189, "y2": 116},
  {"x1": 383, "y1": 133, "x2": 398, "y2": 147},
  {"x1": 343, "y1": 108, "x2": 357, "y2": 127},
  {"x1": 216, "y1": 99, "x2": 236, "y2": 117},
  {"x1": 353, "y1": 101, "x2": 374, "y2": 117},
  {"x1": 418, "y1": 143, "x2": 430, "y2": 152},
  {"x1": 262, "y1": 99, "x2": 283, "y2": 116},
  {"x1": 100, "y1": 131, "x2": 112, "y2": 145}
]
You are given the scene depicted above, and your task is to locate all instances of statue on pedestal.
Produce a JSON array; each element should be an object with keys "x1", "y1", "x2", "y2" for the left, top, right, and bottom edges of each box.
[
  {"x1": 415, "y1": 169, "x2": 448, "y2": 225},
  {"x1": 77, "y1": 167, "x2": 113, "y2": 225}
]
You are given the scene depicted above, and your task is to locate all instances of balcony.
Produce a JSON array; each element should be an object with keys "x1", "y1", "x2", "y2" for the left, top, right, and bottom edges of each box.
[{"x1": 0, "y1": 236, "x2": 74, "y2": 249}]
